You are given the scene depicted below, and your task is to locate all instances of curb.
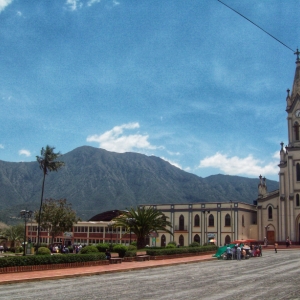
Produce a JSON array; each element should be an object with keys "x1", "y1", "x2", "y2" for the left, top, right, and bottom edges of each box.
[{"x1": 0, "y1": 256, "x2": 216, "y2": 285}]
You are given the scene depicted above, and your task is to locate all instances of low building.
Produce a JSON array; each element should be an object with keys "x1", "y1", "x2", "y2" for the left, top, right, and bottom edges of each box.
[{"x1": 143, "y1": 202, "x2": 257, "y2": 247}]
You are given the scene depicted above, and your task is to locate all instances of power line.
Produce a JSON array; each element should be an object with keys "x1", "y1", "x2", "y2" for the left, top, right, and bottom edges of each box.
[{"x1": 217, "y1": 0, "x2": 295, "y2": 52}]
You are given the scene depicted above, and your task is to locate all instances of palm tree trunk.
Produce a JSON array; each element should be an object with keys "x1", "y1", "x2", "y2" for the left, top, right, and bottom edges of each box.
[
  {"x1": 37, "y1": 172, "x2": 46, "y2": 250},
  {"x1": 137, "y1": 237, "x2": 146, "y2": 249}
]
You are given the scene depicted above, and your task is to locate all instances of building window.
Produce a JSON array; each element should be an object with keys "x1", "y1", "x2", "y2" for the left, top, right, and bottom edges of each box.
[
  {"x1": 194, "y1": 214, "x2": 200, "y2": 227},
  {"x1": 295, "y1": 122, "x2": 300, "y2": 141},
  {"x1": 225, "y1": 214, "x2": 231, "y2": 226},
  {"x1": 194, "y1": 234, "x2": 200, "y2": 244},
  {"x1": 297, "y1": 163, "x2": 300, "y2": 181},
  {"x1": 179, "y1": 215, "x2": 184, "y2": 231},
  {"x1": 268, "y1": 206, "x2": 273, "y2": 220},
  {"x1": 208, "y1": 214, "x2": 214, "y2": 227},
  {"x1": 179, "y1": 235, "x2": 184, "y2": 246},
  {"x1": 296, "y1": 194, "x2": 300, "y2": 207},
  {"x1": 242, "y1": 215, "x2": 245, "y2": 227}
]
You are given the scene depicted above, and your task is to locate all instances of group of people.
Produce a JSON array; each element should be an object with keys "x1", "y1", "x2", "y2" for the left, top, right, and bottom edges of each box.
[
  {"x1": 225, "y1": 243, "x2": 262, "y2": 260},
  {"x1": 49, "y1": 244, "x2": 83, "y2": 254}
]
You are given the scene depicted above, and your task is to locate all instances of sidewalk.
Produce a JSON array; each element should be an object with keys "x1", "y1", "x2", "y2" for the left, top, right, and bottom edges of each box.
[{"x1": 0, "y1": 253, "x2": 215, "y2": 285}]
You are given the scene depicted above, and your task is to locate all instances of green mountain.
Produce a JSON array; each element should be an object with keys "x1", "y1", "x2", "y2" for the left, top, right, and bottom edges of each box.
[{"x1": 0, "y1": 146, "x2": 279, "y2": 224}]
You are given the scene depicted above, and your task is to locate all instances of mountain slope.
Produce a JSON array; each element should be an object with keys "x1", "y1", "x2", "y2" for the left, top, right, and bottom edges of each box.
[{"x1": 0, "y1": 146, "x2": 279, "y2": 224}]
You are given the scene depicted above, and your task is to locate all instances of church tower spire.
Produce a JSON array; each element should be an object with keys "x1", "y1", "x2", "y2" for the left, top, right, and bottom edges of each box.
[{"x1": 291, "y1": 48, "x2": 300, "y2": 99}]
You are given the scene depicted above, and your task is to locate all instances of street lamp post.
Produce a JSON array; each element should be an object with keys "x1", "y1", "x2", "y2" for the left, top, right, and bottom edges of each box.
[
  {"x1": 107, "y1": 222, "x2": 113, "y2": 251},
  {"x1": 126, "y1": 218, "x2": 136, "y2": 245},
  {"x1": 202, "y1": 210, "x2": 210, "y2": 245},
  {"x1": 20, "y1": 209, "x2": 33, "y2": 256}
]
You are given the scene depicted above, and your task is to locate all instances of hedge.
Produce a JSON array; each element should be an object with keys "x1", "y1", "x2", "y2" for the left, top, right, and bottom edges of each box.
[
  {"x1": 0, "y1": 253, "x2": 106, "y2": 268},
  {"x1": 145, "y1": 245, "x2": 218, "y2": 256}
]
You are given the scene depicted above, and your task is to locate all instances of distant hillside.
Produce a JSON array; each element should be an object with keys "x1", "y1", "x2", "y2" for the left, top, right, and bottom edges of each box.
[{"x1": 0, "y1": 146, "x2": 279, "y2": 224}]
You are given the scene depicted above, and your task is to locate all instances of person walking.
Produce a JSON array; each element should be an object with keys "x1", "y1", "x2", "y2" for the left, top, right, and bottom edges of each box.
[
  {"x1": 258, "y1": 244, "x2": 262, "y2": 256},
  {"x1": 237, "y1": 245, "x2": 241, "y2": 261},
  {"x1": 286, "y1": 237, "x2": 290, "y2": 248},
  {"x1": 274, "y1": 243, "x2": 278, "y2": 253}
]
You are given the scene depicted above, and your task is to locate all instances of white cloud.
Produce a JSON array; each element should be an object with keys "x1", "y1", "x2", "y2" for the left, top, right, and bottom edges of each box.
[
  {"x1": 19, "y1": 149, "x2": 31, "y2": 157},
  {"x1": 87, "y1": 123, "x2": 157, "y2": 153},
  {"x1": 161, "y1": 157, "x2": 182, "y2": 169},
  {"x1": 198, "y1": 152, "x2": 278, "y2": 177},
  {"x1": 87, "y1": 0, "x2": 101, "y2": 7},
  {"x1": 66, "y1": 0, "x2": 82, "y2": 11},
  {"x1": 0, "y1": 0, "x2": 13, "y2": 13},
  {"x1": 0, "y1": 144, "x2": 4, "y2": 149}
]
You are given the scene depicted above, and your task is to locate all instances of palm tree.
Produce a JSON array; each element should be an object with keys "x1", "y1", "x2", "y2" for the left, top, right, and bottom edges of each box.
[
  {"x1": 112, "y1": 206, "x2": 173, "y2": 249},
  {"x1": 36, "y1": 145, "x2": 64, "y2": 248},
  {"x1": 2, "y1": 224, "x2": 24, "y2": 249}
]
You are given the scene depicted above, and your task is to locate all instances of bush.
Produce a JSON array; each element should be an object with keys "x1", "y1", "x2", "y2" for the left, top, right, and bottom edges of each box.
[
  {"x1": 96, "y1": 243, "x2": 110, "y2": 253},
  {"x1": 37, "y1": 247, "x2": 51, "y2": 255},
  {"x1": 166, "y1": 243, "x2": 176, "y2": 248},
  {"x1": 146, "y1": 245, "x2": 218, "y2": 256},
  {"x1": 167, "y1": 241, "x2": 177, "y2": 247},
  {"x1": 113, "y1": 244, "x2": 128, "y2": 258},
  {"x1": 189, "y1": 242, "x2": 200, "y2": 247},
  {"x1": 79, "y1": 245, "x2": 99, "y2": 254},
  {"x1": 130, "y1": 241, "x2": 137, "y2": 247},
  {"x1": 124, "y1": 250, "x2": 137, "y2": 257},
  {"x1": 0, "y1": 253, "x2": 107, "y2": 268},
  {"x1": 127, "y1": 245, "x2": 137, "y2": 251}
]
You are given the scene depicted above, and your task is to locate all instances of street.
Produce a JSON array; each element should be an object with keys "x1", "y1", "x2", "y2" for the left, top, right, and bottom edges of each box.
[{"x1": 1, "y1": 249, "x2": 300, "y2": 300}]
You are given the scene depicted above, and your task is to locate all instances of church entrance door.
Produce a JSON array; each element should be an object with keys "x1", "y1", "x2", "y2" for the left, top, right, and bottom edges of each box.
[{"x1": 267, "y1": 231, "x2": 275, "y2": 244}]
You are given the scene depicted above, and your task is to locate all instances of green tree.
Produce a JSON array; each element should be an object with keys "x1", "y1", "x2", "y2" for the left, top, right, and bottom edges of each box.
[
  {"x1": 112, "y1": 206, "x2": 173, "y2": 249},
  {"x1": 36, "y1": 145, "x2": 64, "y2": 248},
  {"x1": 2, "y1": 224, "x2": 24, "y2": 249},
  {"x1": 34, "y1": 198, "x2": 80, "y2": 245}
]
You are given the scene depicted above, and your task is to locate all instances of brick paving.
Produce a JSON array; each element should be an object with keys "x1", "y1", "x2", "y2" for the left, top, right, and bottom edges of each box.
[
  {"x1": 0, "y1": 253, "x2": 215, "y2": 285},
  {"x1": 0, "y1": 246, "x2": 298, "y2": 285}
]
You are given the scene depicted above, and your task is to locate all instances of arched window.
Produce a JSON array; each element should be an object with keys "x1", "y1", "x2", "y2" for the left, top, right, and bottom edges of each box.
[
  {"x1": 161, "y1": 234, "x2": 166, "y2": 247},
  {"x1": 294, "y1": 122, "x2": 300, "y2": 141},
  {"x1": 296, "y1": 194, "x2": 300, "y2": 207},
  {"x1": 179, "y1": 235, "x2": 184, "y2": 246},
  {"x1": 179, "y1": 215, "x2": 184, "y2": 231},
  {"x1": 194, "y1": 214, "x2": 200, "y2": 227},
  {"x1": 225, "y1": 214, "x2": 231, "y2": 226},
  {"x1": 242, "y1": 215, "x2": 245, "y2": 227},
  {"x1": 194, "y1": 234, "x2": 200, "y2": 244},
  {"x1": 225, "y1": 235, "x2": 231, "y2": 245},
  {"x1": 268, "y1": 206, "x2": 273, "y2": 219},
  {"x1": 297, "y1": 163, "x2": 300, "y2": 182},
  {"x1": 208, "y1": 214, "x2": 214, "y2": 227}
]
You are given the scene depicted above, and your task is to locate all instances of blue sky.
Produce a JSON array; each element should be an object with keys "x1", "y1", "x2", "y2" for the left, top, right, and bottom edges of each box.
[{"x1": 1, "y1": 0, "x2": 300, "y2": 181}]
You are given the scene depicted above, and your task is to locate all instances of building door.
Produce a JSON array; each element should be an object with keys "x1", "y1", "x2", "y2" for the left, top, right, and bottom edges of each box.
[
  {"x1": 267, "y1": 231, "x2": 275, "y2": 244},
  {"x1": 161, "y1": 234, "x2": 166, "y2": 247}
]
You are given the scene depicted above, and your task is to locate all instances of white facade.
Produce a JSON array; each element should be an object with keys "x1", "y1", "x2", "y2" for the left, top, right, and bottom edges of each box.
[{"x1": 256, "y1": 52, "x2": 300, "y2": 245}]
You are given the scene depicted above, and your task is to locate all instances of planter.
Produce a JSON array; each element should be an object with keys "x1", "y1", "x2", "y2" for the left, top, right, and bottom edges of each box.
[
  {"x1": 0, "y1": 260, "x2": 109, "y2": 274},
  {"x1": 149, "y1": 251, "x2": 215, "y2": 260},
  {"x1": 123, "y1": 257, "x2": 135, "y2": 262}
]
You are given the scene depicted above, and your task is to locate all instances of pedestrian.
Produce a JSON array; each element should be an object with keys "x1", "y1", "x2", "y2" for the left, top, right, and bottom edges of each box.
[
  {"x1": 237, "y1": 245, "x2": 241, "y2": 261},
  {"x1": 226, "y1": 244, "x2": 232, "y2": 260},
  {"x1": 105, "y1": 249, "x2": 111, "y2": 260},
  {"x1": 263, "y1": 237, "x2": 268, "y2": 247},
  {"x1": 258, "y1": 244, "x2": 262, "y2": 256},
  {"x1": 286, "y1": 237, "x2": 290, "y2": 248},
  {"x1": 274, "y1": 243, "x2": 278, "y2": 253}
]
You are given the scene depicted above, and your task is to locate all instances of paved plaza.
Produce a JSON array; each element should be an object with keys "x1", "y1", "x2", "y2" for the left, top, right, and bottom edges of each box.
[{"x1": 0, "y1": 249, "x2": 299, "y2": 299}]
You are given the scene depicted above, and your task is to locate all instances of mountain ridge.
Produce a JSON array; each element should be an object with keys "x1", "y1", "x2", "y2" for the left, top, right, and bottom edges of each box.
[{"x1": 0, "y1": 146, "x2": 279, "y2": 224}]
